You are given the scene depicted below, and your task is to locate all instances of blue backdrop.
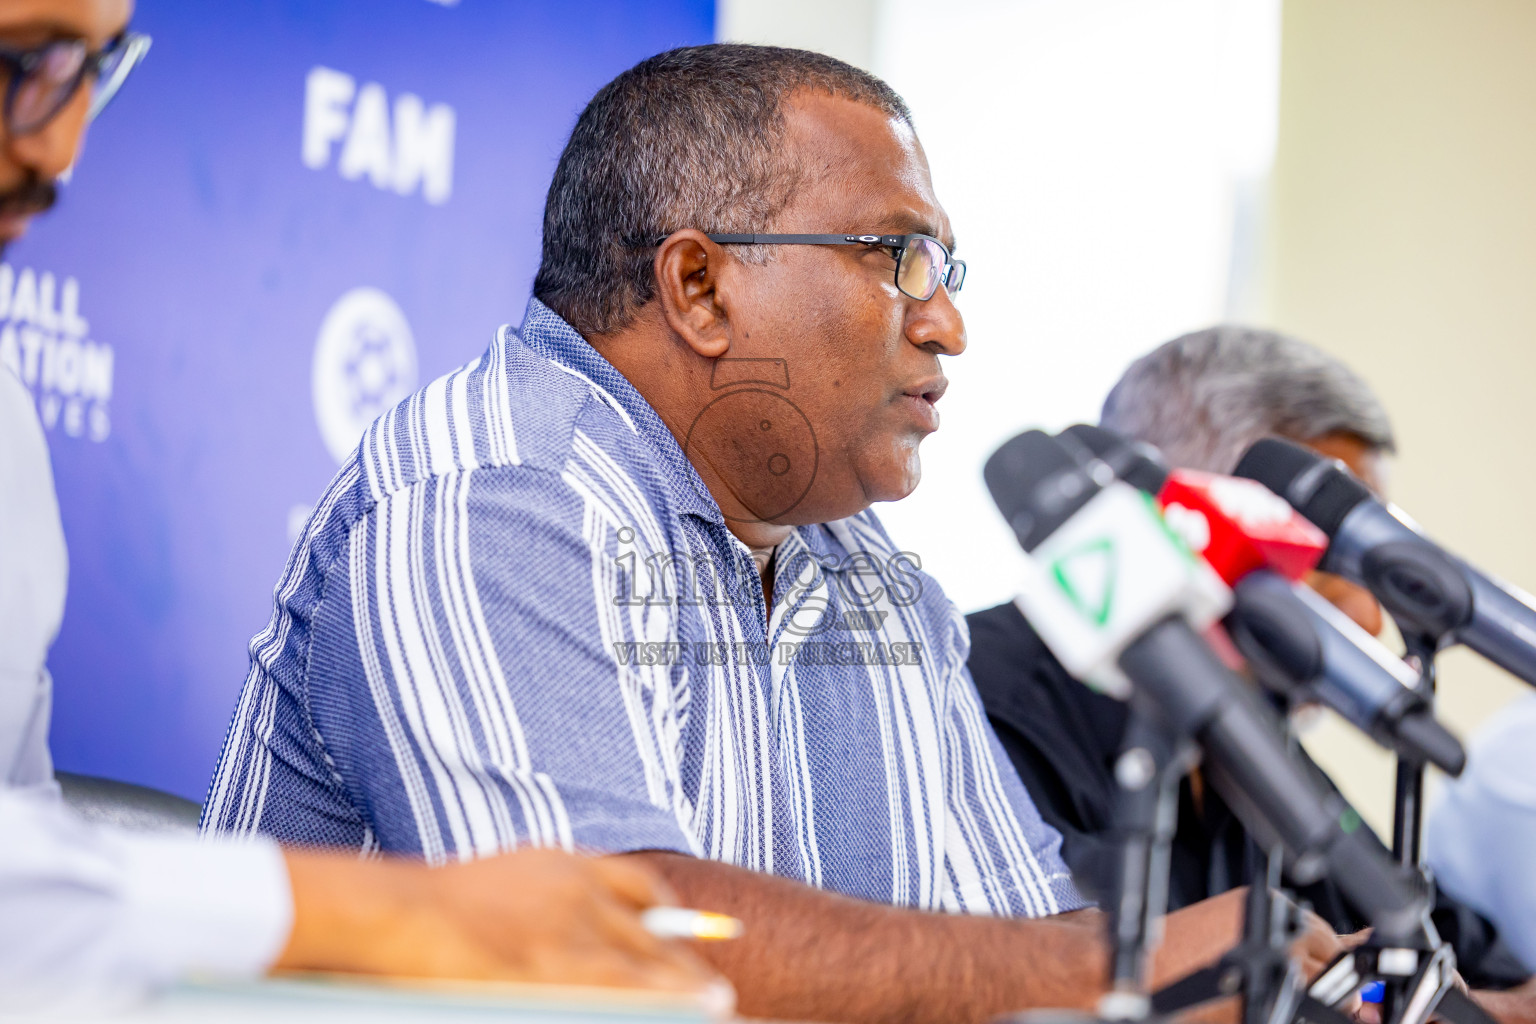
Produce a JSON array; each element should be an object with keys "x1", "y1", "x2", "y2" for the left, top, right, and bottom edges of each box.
[{"x1": 0, "y1": 0, "x2": 714, "y2": 801}]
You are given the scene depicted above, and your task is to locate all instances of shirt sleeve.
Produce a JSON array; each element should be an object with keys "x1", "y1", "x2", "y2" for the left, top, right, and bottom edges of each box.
[
  {"x1": 936, "y1": 609, "x2": 1090, "y2": 918},
  {"x1": 0, "y1": 367, "x2": 67, "y2": 790},
  {"x1": 0, "y1": 787, "x2": 292, "y2": 1013},
  {"x1": 1428, "y1": 694, "x2": 1536, "y2": 975},
  {"x1": 302, "y1": 462, "x2": 699, "y2": 862}
]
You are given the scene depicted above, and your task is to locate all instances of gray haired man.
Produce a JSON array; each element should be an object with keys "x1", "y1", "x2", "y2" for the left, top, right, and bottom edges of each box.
[
  {"x1": 1099, "y1": 325, "x2": 1394, "y2": 633},
  {"x1": 968, "y1": 326, "x2": 1536, "y2": 1016}
]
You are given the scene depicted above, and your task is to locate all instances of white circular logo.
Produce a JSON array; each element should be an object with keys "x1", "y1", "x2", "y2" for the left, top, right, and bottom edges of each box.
[
  {"x1": 1209, "y1": 475, "x2": 1294, "y2": 528},
  {"x1": 1162, "y1": 502, "x2": 1212, "y2": 553},
  {"x1": 312, "y1": 287, "x2": 418, "y2": 463}
]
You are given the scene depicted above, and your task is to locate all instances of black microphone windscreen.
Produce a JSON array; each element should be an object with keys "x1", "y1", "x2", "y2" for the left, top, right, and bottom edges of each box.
[
  {"x1": 1062, "y1": 424, "x2": 1170, "y2": 494},
  {"x1": 984, "y1": 430, "x2": 1094, "y2": 552},
  {"x1": 1234, "y1": 436, "x2": 1317, "y2": 494},
  {"x1": 1234, "y1": 437, "x2": 1371, "y2": 538}
]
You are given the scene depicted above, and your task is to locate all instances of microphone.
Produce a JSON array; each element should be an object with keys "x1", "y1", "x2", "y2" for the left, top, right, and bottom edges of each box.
[
  {"x1": 983, "y1": 429, "x2": 1230, "y2": 699},
  {"x1": 1062, "y1": 424, "x2": 1325, "y2": 579},
  {"x1": 1227, "y1": 575, "x2": 1465, "y2": 775},
  {"x1": 1236, "y1": 437, "x2": 1536, "y2": 686},
  {"x1": 1063, "y1": 426, "x2": 1466, "y2": 774},
  {"x1": 1063, "y1": 424, "x2": 1325, "y2": 579},
  {"x1": 986, "y1": 430, "x2": 1425, "y2": 939}
]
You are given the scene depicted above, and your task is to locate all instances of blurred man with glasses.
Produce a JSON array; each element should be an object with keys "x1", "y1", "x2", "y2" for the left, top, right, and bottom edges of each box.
[
  {"x1": 0, "y1": 0, "x2": 720, "y2": 1012},
  {"x1": 207, "y1": 44, "x2": 1347, "y2": 1024}
]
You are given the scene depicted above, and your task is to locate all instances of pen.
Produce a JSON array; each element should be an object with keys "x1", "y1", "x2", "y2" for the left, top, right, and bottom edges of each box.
[{"x1": 641, "y1": 907, "x2": 744, "y2": 941}]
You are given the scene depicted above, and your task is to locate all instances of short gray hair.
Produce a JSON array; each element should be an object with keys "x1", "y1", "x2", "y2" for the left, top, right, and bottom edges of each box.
[
  {"x1": 1100, "y1": 326, "x2": 1396, "y2": 473},
  {"x1": 533, "y1": 44, "x2": 912, "y2": 337}
]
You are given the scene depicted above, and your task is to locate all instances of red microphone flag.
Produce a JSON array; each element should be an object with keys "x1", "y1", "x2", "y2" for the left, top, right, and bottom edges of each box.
[{"x1": 1158, "y1": 470, "x2": 1328, "y2": 585}]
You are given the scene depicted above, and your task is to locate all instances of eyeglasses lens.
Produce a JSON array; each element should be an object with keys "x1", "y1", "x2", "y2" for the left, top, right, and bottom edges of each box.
[
  {"x1": 897, "y1": 237, "x2": 948, "y2": 301},
  {"x1": 11, "y1": 41, "x2": 88, "y2": 134},
  {"x1": 946, "y1": 260, "x2": 966, "y2": 295}
]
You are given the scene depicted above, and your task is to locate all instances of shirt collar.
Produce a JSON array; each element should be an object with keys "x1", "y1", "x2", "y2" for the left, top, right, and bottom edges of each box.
[{"x1": 518, "y1": 298, "x2": 724, "y2": 524}]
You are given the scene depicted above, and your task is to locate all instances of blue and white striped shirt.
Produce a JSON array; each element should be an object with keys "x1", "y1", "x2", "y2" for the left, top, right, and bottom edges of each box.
[{"x1": 203, "y1": 299, "x2": 1085, "y2": 917}]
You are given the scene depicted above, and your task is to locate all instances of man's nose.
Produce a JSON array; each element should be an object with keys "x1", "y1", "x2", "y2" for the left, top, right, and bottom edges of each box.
[
  {"x1": 3, "y1": 90, "x2": 93, "y2": 184},
  {"x1": 906, "y1": 285, "x2": 967, "y2": 356}
]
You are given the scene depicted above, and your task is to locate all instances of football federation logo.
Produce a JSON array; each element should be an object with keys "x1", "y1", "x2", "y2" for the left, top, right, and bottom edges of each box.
[{"x1": 312, "y1": 286, "x2": 418, "y2": 463}]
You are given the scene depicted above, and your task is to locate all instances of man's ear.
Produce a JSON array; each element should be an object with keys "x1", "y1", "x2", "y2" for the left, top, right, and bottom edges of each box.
[{"x1": 654, "y1": 230, "x2": 732, "y2": 359}]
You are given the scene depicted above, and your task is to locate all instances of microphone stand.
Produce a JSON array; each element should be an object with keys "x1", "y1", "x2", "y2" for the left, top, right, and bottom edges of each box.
[
  {"x1": 1391, "y1": 634, "x2": 1436, "y2": 870},
  {"x1": 1095, "y1": 694, "x2": 1341, "y2": 1024},
  {"x1": 1306, "y1": 630, "x2": 1493, "y2": 1024},
  {"x1": 1006, "y1": 652, "x2": 1431, "y2": 1024},
  {"x1": 1148, "y1": 837, "x2": 1318, "y2": 1024},
  {"x1": 1146, "y1": 695, "x2": 1347, "y2": 1024},
  {"x1": 1004, "y1": 698, "x2": 1196, "y2": 1024},
  {"x1": 1100, "y1": 696, "x2": 1193, "y2": 1020},
  {"x1": 1008, "y1": 694, "x2": 1314, "y2": 1024}
]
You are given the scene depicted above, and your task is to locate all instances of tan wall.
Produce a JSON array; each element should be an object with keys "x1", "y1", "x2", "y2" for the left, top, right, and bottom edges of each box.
[{"x1": 1269, "y1": 0, "x2": 1536, "y2": 832}]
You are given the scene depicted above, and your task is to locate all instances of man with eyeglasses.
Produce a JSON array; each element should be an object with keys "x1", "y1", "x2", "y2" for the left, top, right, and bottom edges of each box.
[
  {"x1": 206, "y1": 44, "x2": 1347, "y2": 1024},
  {"x1": 0, "y1": 0, "x2": 720, "y2": 1011}
]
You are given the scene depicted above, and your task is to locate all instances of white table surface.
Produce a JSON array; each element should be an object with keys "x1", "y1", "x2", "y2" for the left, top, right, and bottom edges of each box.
[{"x1": 2, "y1": 976, "x2": 726, "y2": 1024}]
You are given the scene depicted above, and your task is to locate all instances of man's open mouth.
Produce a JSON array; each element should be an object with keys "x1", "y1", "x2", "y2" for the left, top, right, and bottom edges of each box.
[{"x1": 901, "y1": 376, "x2": 949, "y2": 406}]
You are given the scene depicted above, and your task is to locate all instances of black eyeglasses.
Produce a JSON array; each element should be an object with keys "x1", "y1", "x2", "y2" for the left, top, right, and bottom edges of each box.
[
  {"x1": 694, "y1": 233, "x2": 967, "y2": 302},
  {"x1": 0, "y1": 31, "x2": 152, "y2": 137}
]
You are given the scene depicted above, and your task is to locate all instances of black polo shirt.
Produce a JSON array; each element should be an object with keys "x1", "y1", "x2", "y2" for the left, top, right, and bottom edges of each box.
[{"x1": 966, "y1": 600, "x2": 1529, "y2": 990}]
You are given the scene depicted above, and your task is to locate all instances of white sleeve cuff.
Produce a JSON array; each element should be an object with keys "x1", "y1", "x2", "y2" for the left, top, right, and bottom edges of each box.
[{"x1": 117, "y1": 832, "x2": 294, "y2": 983}]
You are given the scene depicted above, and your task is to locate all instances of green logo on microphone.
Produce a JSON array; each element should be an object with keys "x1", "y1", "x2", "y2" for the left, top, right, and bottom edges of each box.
[{"x1": 1050, "y1": 537, "x2": 1117, "y2": 627}]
